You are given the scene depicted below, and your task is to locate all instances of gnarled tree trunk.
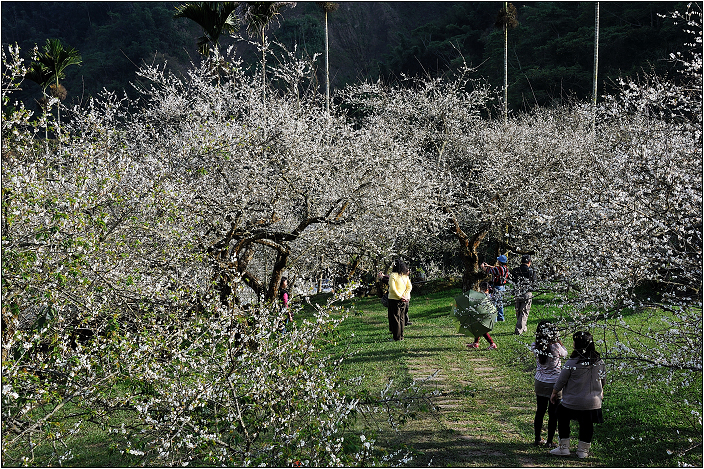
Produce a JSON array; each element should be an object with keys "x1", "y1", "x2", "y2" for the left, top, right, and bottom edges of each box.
[{"x1": 445, "y1": 207, "x2": 491, "y2": 292}]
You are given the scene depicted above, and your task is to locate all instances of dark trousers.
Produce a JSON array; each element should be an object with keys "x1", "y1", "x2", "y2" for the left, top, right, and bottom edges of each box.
[
  {"x1": 535, "y1": 395, "x2": 560, "y2": 443},
  {"x1": 557, "y1": 404, "x2": 595, "y2": 443},
  {"x1": 388, "y1": 299, "x2": 407, "y2": 341}
]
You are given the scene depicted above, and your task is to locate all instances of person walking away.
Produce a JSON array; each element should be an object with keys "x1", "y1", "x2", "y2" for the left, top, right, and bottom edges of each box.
[
  {"x1": 550, "y1": 331, "x2": 605, "y2": 458},
  {"x1": 387, "y1": 260, "x2": 412, "y2": 341},
  {"x1": 481, "y1": 255, "x2": 509, "y2": 321},
  {"x1": 531, "y1": 320, "x2": 568, "y2": 447},
  {"x1": 466, "y1": 281, "x2": 498, "y2": 350},
  {"x1": 379, "y1": 270, "x2": 412, "y2": 326},
  {"x1": 512, "y1": 254, "x2": 537, "y2": 335}
]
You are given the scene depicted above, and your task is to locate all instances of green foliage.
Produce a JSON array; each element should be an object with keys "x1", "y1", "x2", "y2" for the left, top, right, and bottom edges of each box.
[
  {"x1": 2, "y1": 1, "x2": 693, "y2": 111},
  {"x1": 275, "y1": 13, "x2": 325, "y2": 57},
  {"x1": 377, "y1": 1, "x2": 692, "y2": 113},
  {"x1": 174, "y1": 2, "x2": 239, "y2": 56},
  {"x1": 2, "y1": 2, "x2": 197, "y2": 103}
]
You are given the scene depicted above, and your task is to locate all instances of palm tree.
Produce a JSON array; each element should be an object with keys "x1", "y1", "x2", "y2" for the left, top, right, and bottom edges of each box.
[
  {"x1": 25, "y1": 39, "x2": 81, "y2": 137},
  {"x1": 25, "y1": 58, "x2": 53, "y2": 101},
  {"x1": 237, "y1": 2, "x2": 296, "y2": 101},
  {"x1": 494, "y1": 2, "x2": 518, "y2": 125},
  {"x1": 174, "y1": 2, "x2": 239, "y2": 60},
  {"x1": 316, "y1": 2, "x2": 338, "y2": 114}
]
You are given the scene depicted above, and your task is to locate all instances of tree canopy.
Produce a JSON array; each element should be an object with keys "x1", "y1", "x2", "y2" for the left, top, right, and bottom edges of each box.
[{"x1": 1, "y1": 3, "x2": 701, "y2": 467}]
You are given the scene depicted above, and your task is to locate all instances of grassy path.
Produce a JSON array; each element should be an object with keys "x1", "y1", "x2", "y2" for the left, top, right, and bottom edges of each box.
[
  {"x1": 315, "y1": 283, "x2": 701, "y2": 467},
  {"x1": 330, "y1": 286, "x2": 598, "y2": 467}
]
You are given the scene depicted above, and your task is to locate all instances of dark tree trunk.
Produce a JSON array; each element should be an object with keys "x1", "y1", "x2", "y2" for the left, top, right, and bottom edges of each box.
[
  {"x1": 445, "y1": 208, "x2": 491, "y2": 292},
  {"x1": 266, "y1": 248, "x2": 290, "y2": 302},
  {"x1": 345, "y1": 255, "x2": 361, "y2": 282}
]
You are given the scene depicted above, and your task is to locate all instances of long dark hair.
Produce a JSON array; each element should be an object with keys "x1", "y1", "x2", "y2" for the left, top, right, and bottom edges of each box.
[
  {"x1": 392, "y1": 259, "x2": 409, "y2": 276},
  {"x1": 535, "y1": 320, "x2": 560, "y2": 365},
  {"x1": 570, "y1": 330, "x2": 601, "y2": 364}
]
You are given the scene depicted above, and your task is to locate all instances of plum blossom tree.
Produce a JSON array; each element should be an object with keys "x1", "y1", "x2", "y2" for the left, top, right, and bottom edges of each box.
[
  {"x1": 1, "y1": 42, "x2": 428, "y2": 466},
  {"x1": 335, "y1": 70, "x2": 587, "y2": 293},
  {"x1": 1, "y1": 5, "x2": 701, "y2": 466},
  {"x1": 513, "y1": 7, "x2": 703, "y2": 454},
  {"x1": 531, "y1": 5, "x2": 702, "y2": 349}
]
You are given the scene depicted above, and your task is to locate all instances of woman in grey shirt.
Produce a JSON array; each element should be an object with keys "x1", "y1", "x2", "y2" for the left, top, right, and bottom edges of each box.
[{"x1": 549, "y1": 331, "x2": 605, "y2": 459}]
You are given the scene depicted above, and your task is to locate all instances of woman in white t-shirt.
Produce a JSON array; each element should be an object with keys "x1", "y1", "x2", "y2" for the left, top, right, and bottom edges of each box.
[{"x1": 531, "y1": 320, "x2": 568, "y2": 447}]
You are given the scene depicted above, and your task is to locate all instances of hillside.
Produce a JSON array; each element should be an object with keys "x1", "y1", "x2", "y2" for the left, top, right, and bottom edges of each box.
[{"x1": 1, "y1": 1, "x2": 693, "y2": 111}]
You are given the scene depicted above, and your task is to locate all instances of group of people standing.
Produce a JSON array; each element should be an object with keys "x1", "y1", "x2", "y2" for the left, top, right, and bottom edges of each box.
[
  {"x1": 383, "y1": 254, "x2": 534, "y2": 344},
  {"x1": 480, "y1": 253, "x2": 536, "y2": 335},
  {"x1": 472, "y1": 254, "x2": 605, "y2": 458},
  {"x1": 532, "y1": 323, "x2": 606, "y2": 458}
]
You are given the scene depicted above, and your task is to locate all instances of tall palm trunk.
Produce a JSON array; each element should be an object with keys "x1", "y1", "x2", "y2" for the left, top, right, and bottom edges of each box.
[
  {"x1": 503, "y1": 2, "x2": 508, "y2": 126},
  {"x1": 592, "y1": 2, "x2": 600, "y2": 133},
  {"x1": 325, "y1": 10, "x2": 330, "y2": 114},
  {"x1": 53, "y1": 78, "x2": 62, "y2": 137},
  {"x1": 261, "y1": 25, "x2": 267, "y2": 104}
]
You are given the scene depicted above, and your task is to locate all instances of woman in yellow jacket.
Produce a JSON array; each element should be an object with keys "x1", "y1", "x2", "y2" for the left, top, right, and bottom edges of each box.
[{"x1": 387, "y1": 260, "x2": 412, "y2": 341}]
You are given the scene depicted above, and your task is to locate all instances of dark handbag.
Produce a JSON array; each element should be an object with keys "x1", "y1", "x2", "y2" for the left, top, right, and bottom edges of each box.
[{"x1": 380, "y1": 292, "x2": 389, "y2": 307}]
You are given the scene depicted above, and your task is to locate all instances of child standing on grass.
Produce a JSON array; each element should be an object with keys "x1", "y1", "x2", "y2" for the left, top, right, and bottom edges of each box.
[
  {"x1": 466, "y1": 281, "x2": 498, "y2": 350},
  {"x1": 549, "y1": 330, "x2": 605, "y2": 459},
  {"x1": 531, "y1": 320, "x2": 568, "y2": 447}
]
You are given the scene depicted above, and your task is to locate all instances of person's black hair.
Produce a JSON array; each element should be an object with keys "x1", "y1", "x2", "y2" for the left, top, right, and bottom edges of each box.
[
  {"x1": 280, "y1": 276, "x2": 288, "y2": 285},
  {"x1": 392, "y1": 260, "x2": 409, "y2": 275},
  {"x1": 478, "y1": 281, "x2": 491, "y2": 293},
  {"x1": 570, "y1": 330, "x2": 600, "y2": 364},
  {"x1": 535, "y1": 320, "x2": 559, "y2": 365}
]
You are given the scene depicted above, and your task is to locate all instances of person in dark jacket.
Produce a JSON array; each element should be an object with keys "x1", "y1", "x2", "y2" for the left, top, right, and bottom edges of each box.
[
  {"x1": 481, "y1": 255, "x2": 509, "y2": 321},
  {"x1": 512, "y1": 254, "x2": 537, "y2": 335}
]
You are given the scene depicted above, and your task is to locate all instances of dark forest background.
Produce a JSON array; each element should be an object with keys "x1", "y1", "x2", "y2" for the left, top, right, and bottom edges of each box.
[{"x1": 1, "y1": 1, "x2": 693, "y2": 113}]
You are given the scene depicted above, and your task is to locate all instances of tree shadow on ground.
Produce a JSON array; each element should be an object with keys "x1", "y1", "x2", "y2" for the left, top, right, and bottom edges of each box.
[
  {"x1": 411, "y1": 305, "x2": 454, "y2": 320},
  {"x1": 373, "y1": 427, "x2": 585, "y2": 467},
  {"x1": 342, "y1": 348, "x2": 408, "y2": 364}
]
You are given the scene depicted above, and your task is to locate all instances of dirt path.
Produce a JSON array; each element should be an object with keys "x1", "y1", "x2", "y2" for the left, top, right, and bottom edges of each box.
[
  {"x1": 353, "y1": 295, "x2": 585, "y2": 467},
  {"x1": 401, "y1": 345, "x2": 542, "y2": 467}
]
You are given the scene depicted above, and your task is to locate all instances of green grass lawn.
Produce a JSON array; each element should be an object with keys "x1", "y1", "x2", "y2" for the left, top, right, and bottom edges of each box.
[
  {"x1": 7, "y1": 282, "x2": 700, "y2": 467},
  {"x1": 307, "y1": 282, "x2": 703, "y2": 467}
]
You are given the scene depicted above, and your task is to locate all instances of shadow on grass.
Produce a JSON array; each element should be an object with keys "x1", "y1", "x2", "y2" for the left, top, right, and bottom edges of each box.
[
  {"x1": 596, "y1": 390, "x2": 701, "y2": 467},
  {"x1": 344, "y1": 344, "x2": 462, "y2": 365},
  {"x1": 405, "y1": 333, "x2": 470, "y2": 341},
  {"x1": 373, "y1": 427, "x2": 584, "y2": 467},
  {"x1": 410, "y1": 306, "x2": 454, "y2": 320}
]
